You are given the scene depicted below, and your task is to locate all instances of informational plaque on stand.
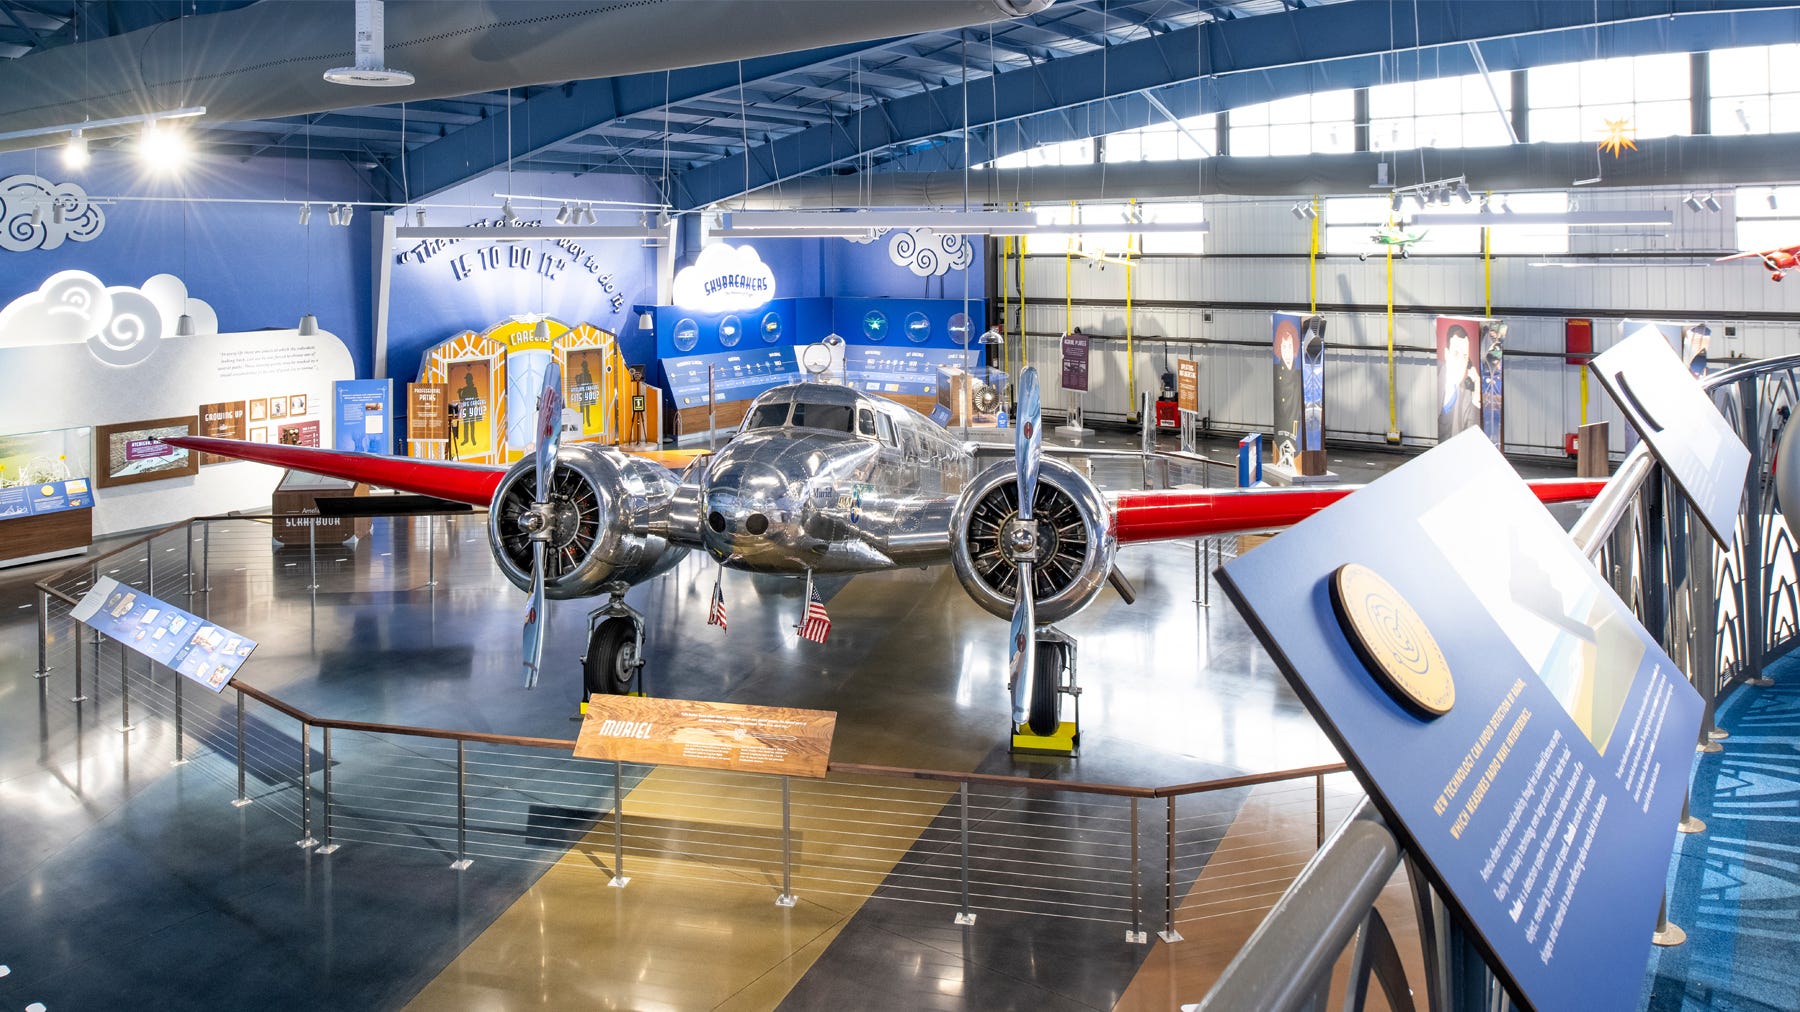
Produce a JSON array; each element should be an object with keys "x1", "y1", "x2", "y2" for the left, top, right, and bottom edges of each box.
[
  {"x1": 71, "y1": 576, "x2": 258, "y2": 692},
  {"x1": 1060, "y1": 333, "x2": 1089, "y2": 392},
  {"x1": 1217, "y1": 430, "x2": 1701, "y2": 1012},
  {"x1": 574, "y1": 696, "x2": 837, "y2": 778},
  {"x1": 1589, "y1": 328, "x2": 1749, "y2": 546},
  {"x1": 1176, "y1": 359, "x2": 1199, "y2": 414}
]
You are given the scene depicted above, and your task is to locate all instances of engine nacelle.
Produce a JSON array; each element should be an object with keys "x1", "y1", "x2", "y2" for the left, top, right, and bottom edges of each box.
[
  {"x1": 487, "y1": 444, "x2": 688, "y2": 599},
  {"x1": 949, "y1": 456, "x2": 1116, "y2": 625}
]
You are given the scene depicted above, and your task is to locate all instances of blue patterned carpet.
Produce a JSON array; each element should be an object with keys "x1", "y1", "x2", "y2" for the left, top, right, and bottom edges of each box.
[{"x1": 1642, "y1": 654, "x2": 1800, "y2": 1012}]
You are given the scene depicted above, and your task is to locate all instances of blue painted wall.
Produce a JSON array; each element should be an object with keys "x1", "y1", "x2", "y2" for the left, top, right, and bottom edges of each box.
[{"x1": 0, "y1": 148, "x2": 372, "y2": 373}]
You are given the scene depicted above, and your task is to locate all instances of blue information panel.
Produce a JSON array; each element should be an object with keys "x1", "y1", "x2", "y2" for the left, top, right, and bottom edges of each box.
[
  {"x1": 1217, "y1": 431, "x2": 1701, "y2": 1012},
  {"x1": 0, "y1": 477, "x2": 93, "y2": 520},
  {"x1": 664, "y1": 347, "x2": 800, "y2": 410},
  {"x1": 842, "y1": 346, "x2": 979, "y2": 398},
  {"x1": 71, "y1": 576, "x2": 258, "y2": 693},
  {"x1": 334, "y1": 378, "x2": 394, "y2": 454}
]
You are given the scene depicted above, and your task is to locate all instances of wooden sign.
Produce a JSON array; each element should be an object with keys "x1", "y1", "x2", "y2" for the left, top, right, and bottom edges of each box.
[
  {"x1": 574, "y1": 696, "x2": 837, "y2": 778},
  {"x1": 1176, "y1": 359, "x2": 1199, "y2": 413},
  {"x1": 408, "y1": 383, "x2": 449, "y2": 441},
  {"x1": 197, "y1": 400, "x2": 246, "y2": 466}
]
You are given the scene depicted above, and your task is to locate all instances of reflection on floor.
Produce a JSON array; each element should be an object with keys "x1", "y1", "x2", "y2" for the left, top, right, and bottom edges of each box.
[{"x1": 0, "y1": 436, "x2": 1594, "y2": 1011}]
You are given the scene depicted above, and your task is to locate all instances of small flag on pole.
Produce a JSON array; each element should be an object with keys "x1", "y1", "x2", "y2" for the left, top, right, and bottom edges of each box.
[
  {"x1": 799, "y1": 583, "x2": 832, "y2": 644},
  {"x1": 707, "y1": 579, "x2": 727, "y2": 632}
]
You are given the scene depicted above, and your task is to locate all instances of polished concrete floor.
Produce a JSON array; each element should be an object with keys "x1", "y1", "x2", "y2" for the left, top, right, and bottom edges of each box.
[{"x1": 0, "y1": 434, "x2": 1588, "y2": 1011}]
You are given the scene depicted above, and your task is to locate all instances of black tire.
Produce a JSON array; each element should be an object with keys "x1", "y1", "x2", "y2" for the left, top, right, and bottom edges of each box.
[
  {"x1": 1028, "y1": 641, "x2": 1066, "y2": 736},
  {"x1": 583, "y1": 617, "x2": 638, "y2": 699}
]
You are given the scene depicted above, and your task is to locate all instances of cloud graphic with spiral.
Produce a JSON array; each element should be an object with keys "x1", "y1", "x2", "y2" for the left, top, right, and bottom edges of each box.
[
  {"x1": 887, "y1": 228, "x2": 973, "y2": 277},
  {"x1": 0, "y1": 174, "x2": 105, "y2": 252},
  {"x1": 0, "y1": 271, "x2": 218, "y2": 367}
]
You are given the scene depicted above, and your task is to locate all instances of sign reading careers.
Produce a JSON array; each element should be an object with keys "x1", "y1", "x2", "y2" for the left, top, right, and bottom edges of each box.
[
  {"x1": 1590, "y1": 328, "x2": 1750, "y2": 547},
  {"x1": 1216, "y1": 431, "x2": 1702, "y2": 1012},
  {"x1": 1061, "y1": 332, "x2": 1090, "y2": 392},
  {"x1": 1176, "y1": 358, "x2": 1199, "y2": 413},
  {"x1": 70, "y1": 575, "x2": 257, "y2": 692},
  {"x1": 574, "y1": 696, "x2": 837, "y2": 778}
]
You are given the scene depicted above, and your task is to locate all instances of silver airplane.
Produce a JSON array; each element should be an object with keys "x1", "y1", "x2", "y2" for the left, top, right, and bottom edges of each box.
[{"x1": 168, "y1": 366, "x2": 1604, "y2": 736}]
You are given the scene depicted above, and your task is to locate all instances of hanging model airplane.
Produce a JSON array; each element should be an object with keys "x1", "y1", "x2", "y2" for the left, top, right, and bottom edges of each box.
[
  {"x1": 163, "y1": 366, "x2": 1604, "y2": 736},
  {"x1": 1360, "y1": 225, "x2": 1428, "y2": 261},
  {"x1": 1716, "y1": 244, "x2": 1800, "y2": 281}
]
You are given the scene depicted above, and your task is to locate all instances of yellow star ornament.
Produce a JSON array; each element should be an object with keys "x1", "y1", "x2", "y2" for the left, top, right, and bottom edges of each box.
[{"x1": 1599, "y1": 118, "x2": 1638, "y2": 158}]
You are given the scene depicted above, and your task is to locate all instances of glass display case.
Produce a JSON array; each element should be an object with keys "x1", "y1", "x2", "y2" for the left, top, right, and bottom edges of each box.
[
  {"x1": 0, "y1": 425, "x2": 95, "y2": 566},
  {"x1": 0, "y1": 425, "x2": 91, "y2": 489}
]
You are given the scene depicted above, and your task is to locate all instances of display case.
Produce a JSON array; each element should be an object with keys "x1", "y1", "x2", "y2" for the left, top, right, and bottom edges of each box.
[
  {"x1": 0, "y1": 426, "x2": 96, "y2": 567},
  {"x1": 844, "y1": 346, "x2": 981, "y2": 417},
  {"x1": 663, "y1": 347, "x2": 801, "y2": 440},
  {"x1": 272, "y1": 469, "x2": 369, "y2": 548}
]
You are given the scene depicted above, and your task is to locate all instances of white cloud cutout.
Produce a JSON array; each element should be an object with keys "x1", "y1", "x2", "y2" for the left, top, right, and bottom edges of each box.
[
  {"x1": 0, "y1": 270, "x2": 217, "y2": 367},
  {"x1": 888, "y1": 228, "x2": 973, "y2": 277},
  {"x1": 0, "y1": 174, "x2": 105, "y2": 252},
  {"x1": 673, "y1": 243, "x2": 776, "y2": 312},
  {"x1": 843, "y1": 227, "x2": 890, "y2": 245}
]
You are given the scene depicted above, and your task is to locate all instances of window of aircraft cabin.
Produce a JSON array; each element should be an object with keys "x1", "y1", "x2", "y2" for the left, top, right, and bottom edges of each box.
[
  {"x1": 789, "y1": 401, "x2": 855, "y2": 432},
  {"x1": 857, "y1": 408, "x2": 877, "y2": 437},
  {"x1": 744, "y1": 402, "x2": 790, "y2": 430},
  {"x1": 874, "y1": 413, "x2": 897, "y2": 446}
]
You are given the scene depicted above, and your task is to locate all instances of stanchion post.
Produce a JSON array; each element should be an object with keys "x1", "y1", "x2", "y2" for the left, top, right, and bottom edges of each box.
[
  {"x1": 776, "y1": 776, "x2": 797, "y2": 907},
  {"x1": 426, "y1": 514, "x2": 438, "y2": 587},
  {"x1": 1678, "y1": 790, "x2": 1705, "y2": 835},
  {"x1": 608, "y1": 760, "x2": 629, "y2": 887},
  {"x1": 200, "y1": 522, "x2": 212, "y2": 592},
  {"x1": 172, "y1": 673, "x2": 187, "y2": 765},
  {"x1": 117, "y1": 641, "x2": 134, "y2": 733},
  {"x1": 1652, "y1": 890, "x2": 1687, "y2": 947},
  {"x1": 35, "y1": 588, "x2": 50, "y2": 678},
  {"x1": 1159, "y1": 795, "x2": 1183, "y2": 942},
  {"x1": 316, "y1": 728, "x2": 339, "y2": 853},
  {"x1": 1193, "y1": 541, "x2": 1203, "y2": 605},
  {"x1": 306, "y1": 520, "x2": 320, "y2": 591},
  {"x1": 954, "y1": 783, "x2": 976, "y2": 926},
  {"x1": 1316, "y1": 773, "x2": 1326, "y2": 847},
  {"x1": 71, "y1": 623, "x2": 88, "y2": 703},
  {"x1": 232, "y1": 690, "x2": 252, "y2": 806},
  {"x1": 1127, "y1": 797, "x2": 1146, "y2": 943},
  {"x1": 185, "y1": 520, "x2": 196, "y2": 597},
  {"x1": 450, "y1": 740, "x2": 472, "y2": 869},
  {"x1": 297, "y1": 724, "x2": 318, "y2": 848}
]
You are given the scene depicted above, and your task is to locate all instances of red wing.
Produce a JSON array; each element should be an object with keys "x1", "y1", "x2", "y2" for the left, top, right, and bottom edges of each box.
[
  {"x1": 1108, "y1": 477, "x2": 1607, "y2": 544},
  {"x1": 1716, "y1": 251, "x2": 1763, "y2": 263},
  {"x1": 161, "y1": 436, "x2": 506, "y2": 507}
]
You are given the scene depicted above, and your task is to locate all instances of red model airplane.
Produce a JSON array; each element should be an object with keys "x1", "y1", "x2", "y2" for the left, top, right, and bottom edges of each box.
[{"x1": 1717, "y1": 244, "x2": 1800, "y2": 281}]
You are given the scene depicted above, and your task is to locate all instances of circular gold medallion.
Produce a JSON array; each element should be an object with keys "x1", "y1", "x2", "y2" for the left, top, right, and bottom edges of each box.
[{"x1": 1330, "y1": 562, "x2": 1455, "y2": 717}]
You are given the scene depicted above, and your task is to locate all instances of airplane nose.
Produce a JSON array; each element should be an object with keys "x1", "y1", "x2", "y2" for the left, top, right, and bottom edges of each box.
[{"x1": 704, "y1": 460, "x2": 789, "y2": 542}]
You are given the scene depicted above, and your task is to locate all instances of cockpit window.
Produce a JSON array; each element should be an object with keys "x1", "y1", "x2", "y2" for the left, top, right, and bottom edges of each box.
[
  {"x1": 856, "y1": 408, "x2": 877, "y2": 437},
  {"x1": 789, "y1": 401, "x2": 854, "y2": 432},
  {"x1": 874, "y1": 412, "x2": 896, "y2": 446},
  {"x1": 744, "y1": 402, "x2": 789, "y2": 429}
]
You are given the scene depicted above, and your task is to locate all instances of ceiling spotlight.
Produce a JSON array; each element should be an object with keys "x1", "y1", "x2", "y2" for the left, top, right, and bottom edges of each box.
[
  {"x1": 501, "y1": 199, "x2": 518, "y2": 226},
  {"x1": 1290, "y1": 203, "x2": 1307, "y2": 221},
  {"x1": 52, "y1": 201, "x2": 64, "y2": 224},
  {"x1": 139, "y1": 121, "x2": 190, "y2": 171},
  {"x1": 555, "y1": 203, "x2": 572, "y2": 225},
  {"x1": 297, "y1": 313, "x2": 319, "y2": 336},
  {"x1": 1683, "y1": 193, "x2": 1704, "y2": 213},
  {"x1": 62, "y1": 129, "x2": 89, "y2": 169},
  {"x1": 1770, "y1": 191, "x2": 1781, "y2": 210},
  {"x1": 1456, "y1": 181, "x2": 1472, "y2": 204},
  {"x1": 1736, "y1": 105, "x2": 1752, "y2": 132},
  {"x1": 414, "y1": 206, "x2": 427, "y2": 227},
  {"x1": 298, "y1": 203, "x2": 312, "y2": 225},
  {"x1": 1702, "y1": 193, "x2": 1722, "y2": 213},
  {"x1": 174, "y1": 313, "x2": 196, "y2": 337},
  {"x1": 1390, "y1": 191, "x2": 1403, "y2": 213},
  {"x1": 581, "y1": 205, "x2": 597, "y2": 226},
  {"x1": 27, "y1": 205, "x2": 41, "y2": 227},
  {"x1": 340, "y1": 204, "x2": 355, "y2": 226}
]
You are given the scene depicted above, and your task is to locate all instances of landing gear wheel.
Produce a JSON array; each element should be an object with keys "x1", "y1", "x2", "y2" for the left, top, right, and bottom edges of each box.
[
  {"x1": 1028, "y1": 640, "x2": 1067, "y2": 736},
  {"x1": 583, "y1": 616, "x2": 639, "y2": 699}
]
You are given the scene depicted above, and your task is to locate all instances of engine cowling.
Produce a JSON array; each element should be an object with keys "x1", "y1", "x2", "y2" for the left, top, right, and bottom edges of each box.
[
  {"x1": 949, "y1": 456, "x2": 1115, "y2": 624},
  {"x1": 487, "y1": 444, "x2": 688, "y2": 599}
]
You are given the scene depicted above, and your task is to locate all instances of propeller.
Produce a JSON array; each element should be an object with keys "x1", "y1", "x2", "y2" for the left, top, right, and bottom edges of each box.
[
  {"x1": 520, "y1": 360, "x2": 564, "y2": 689},
  {"x1": 1007, "y1": 366, "x2": 1043, "y2": 727}
]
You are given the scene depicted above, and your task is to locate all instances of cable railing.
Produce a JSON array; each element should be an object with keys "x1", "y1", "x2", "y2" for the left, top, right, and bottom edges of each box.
[{"x1": 31, "y1": 509, "x2": 1351, "y2": 957}]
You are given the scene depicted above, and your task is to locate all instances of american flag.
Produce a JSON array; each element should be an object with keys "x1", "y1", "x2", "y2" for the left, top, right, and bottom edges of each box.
[
  {"x1": 798, "y1": 584, "x2": 832, "y2": 644},
  {"x1": 707, "y1": 579, "x2": 727, "y2": 632}
]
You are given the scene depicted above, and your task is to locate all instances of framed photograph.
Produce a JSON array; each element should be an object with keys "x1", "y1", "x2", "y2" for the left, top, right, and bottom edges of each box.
[
  {"x1": 248, "y1": 426, "x2": 268, "y2": 443},
  {"x1": 248, "y1": 398, "x2": 268, "y2": 422},
  {"x1": 95, "y1": 416, "x2": 200, "y2": 488},
  {"x1": 287, "y1": 393, "x2": 308, "y2": 417},
  {"x1": 268, "y1": 397, "x2": 288, "y2": 420}
]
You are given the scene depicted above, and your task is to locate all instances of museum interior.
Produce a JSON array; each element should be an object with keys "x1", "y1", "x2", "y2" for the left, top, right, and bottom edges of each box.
[{"x1": 3, "y1": 1, "x2": 1799, "y2": 1010}]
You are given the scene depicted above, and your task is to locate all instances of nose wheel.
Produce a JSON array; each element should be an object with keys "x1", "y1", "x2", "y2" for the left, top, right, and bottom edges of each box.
[
  {"x1": 1012, "y1": 627, "x2": 1080, "y2": 755},
  {"x1": 582, "y1": 584, "x2": 647, "y2": 702}
]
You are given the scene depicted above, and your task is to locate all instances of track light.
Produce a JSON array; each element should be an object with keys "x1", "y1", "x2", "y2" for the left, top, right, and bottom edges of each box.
[
  {"x1": 555, "y1": 203, "x2": 572, "y2": 225},
  {"x1": 27, "y1": 205, "x2": 41, "y2": 227},
  {"x1": 298, "y1": 203, "x2": 312, "y2": 225},
  {"x1": 1456, "y1": 181, "x2": 1472, "y2": 204},
  {"x1": 1683, "y1": 194, "x2": 1704, "y2": 212},
  {"x1": 501, "y1": 199, "x2": 518, "y2": 226},
  {"x1": 1702, "y1": 193, "x2": 1722, "y2": 213},
  {"x1": 1771, "y1": 192, "x2": 1781, "y2": 211},
  {"x1": 1390, "y1": 191, "x2": 1403, "y2": 213},
  {"x1": 62, "y1": 129, "x2": 88, "y2": 169},
  {"x1": 139, "y1": 121, "x2": 190, "y2": 172},
  {"x1": 52, "y1": 201, "x2": 64, "y2": 224},
  {"x1": 1736, "y1": 105, "x2": 1752, "y2": 132},
  {"x1": 1290, "y1": 203, "x2": 1307, "y2": 221},
  {"x1": 582, "y1": 205, "x2": 597, "y2": 226},
  {"x1": 414, "y1": 207, "x2": 427, "y2": 227}
]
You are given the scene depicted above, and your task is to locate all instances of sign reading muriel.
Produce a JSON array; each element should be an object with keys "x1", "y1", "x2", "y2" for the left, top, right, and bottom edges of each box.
[
  {"x1": 1218, "y1": 430, "x2": 1702, "y2": 1012},
  {"x1": 574, "y1": 695, "x2": 836, "y2": 777}
]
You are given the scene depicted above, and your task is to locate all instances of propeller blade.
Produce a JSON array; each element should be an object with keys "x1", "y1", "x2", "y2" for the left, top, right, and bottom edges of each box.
[
  {"x1": 1016, "y1": 366, "x2": 1042, "y2": 521},
  {"x1": 534, "y1": 360, "x2": 564, "y2": 504},
  {"x1": 1008, "y1": 561, "x2": 1036, "y2": 727},
  {"x1": 522, "y1": 540, "x2": 548, "y2": 689}
]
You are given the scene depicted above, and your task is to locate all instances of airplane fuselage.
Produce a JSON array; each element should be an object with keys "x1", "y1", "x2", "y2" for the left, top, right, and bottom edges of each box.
[{"x1": 699, "y1": 383, "x2": 975, "y2": 574}]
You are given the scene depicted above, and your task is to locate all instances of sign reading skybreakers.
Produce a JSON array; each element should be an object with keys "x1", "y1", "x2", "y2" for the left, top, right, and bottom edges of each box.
[{"x1": 673, "y1": 243, "x2": 777, "y2": 313}]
